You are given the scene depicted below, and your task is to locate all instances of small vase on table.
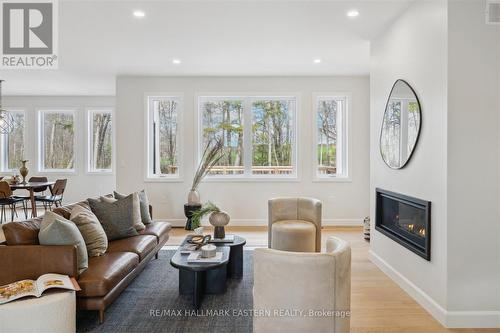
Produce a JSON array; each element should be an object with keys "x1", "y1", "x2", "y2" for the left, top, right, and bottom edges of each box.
[{"x1": 19, "y1": 160, "x2": 29, "y2": 184}]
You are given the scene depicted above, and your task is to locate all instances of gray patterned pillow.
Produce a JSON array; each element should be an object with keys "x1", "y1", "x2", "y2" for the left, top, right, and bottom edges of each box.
[
  {"x1": 114, "y1": 190, "x2": 152, "y2": 225},
  {"x1": 88, "y1": 194, "x2": 139, "y2": 241},
  {"x1": 104, "y1": 194, "x2": 144, "y2": 231}
]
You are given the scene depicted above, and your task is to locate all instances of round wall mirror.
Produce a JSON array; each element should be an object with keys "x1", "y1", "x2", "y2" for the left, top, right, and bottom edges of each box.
[{"x1": 380, "y1": 79, "x2": 421, "y2": 169}]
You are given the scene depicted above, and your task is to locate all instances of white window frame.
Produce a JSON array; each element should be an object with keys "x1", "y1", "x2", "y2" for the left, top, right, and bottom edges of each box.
[
  {"x1": 38, "y1": 109, "x2": 77, "y2": 174},
  {"x1": 197, "y1": 94, "x2": 299, "y2": 181},
  {"x1": 145, "y1": 94, "x2": 183, "y2": 182},
  {"x1": 312, "y1": 93, "x2": 350, "y2": 182},
  {"x1": 87, "y1": 108, "x2": 114, "y2": 174},
  {"x1": 0, "y1": 109, "x2": 25, "y2": 173}
]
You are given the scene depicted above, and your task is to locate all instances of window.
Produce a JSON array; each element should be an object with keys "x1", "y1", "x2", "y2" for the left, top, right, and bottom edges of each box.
[
  {"x1": 198, "y1": 96, "x2": 297, "y2": 178},
  {"x1": 147, "y1": 96, "x2": 181, "y2": 178},
  {"x1": 88, "y1": 110, "x2": 113, "y2": 172},
  {"x1": 200, "y1": 98, "x2": 244, "y2": 175},
  {"x1": 0, "y1": 110, "x2": 25, "y2": 172},
  {"x1": 39, "y1": 110, "x2": 76, "y2": 171},
  {"x1": 314, "y1": 95, "x2": 348, "y2": 179},
  {"x1": 251, "y1": 99, "x2": 295, "y2": 175}
]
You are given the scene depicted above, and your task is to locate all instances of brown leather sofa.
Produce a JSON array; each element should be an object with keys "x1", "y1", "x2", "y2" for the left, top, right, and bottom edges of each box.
[{"x1": 0, "y1": 198, "x2": 171, "y2": 323}]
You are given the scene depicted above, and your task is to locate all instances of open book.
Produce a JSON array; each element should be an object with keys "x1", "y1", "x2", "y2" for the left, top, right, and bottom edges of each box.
[{"x1": 0, "y1": 274, "x2": 80, "y2": 305}]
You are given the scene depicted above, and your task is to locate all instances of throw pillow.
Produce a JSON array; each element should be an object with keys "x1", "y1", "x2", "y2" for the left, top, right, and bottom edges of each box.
[
  {"x1": 100, "y1": 196, "x2": 116, "y2": 204},
  {"x1": 103, "y1": 194, "x2": 144, "y2": 231},
  {"x1": 39, "y1": 211, "x2": 88, "y2": 274},
  {"x1": 70, "y1": 204, "x2": 108, "y2": 257},
  {"x1": 88, "y1": 194, "x2": 140, "y2": 240},
  {"x1": 114, "y1": 190, "x2": 153, "y2": 225}
]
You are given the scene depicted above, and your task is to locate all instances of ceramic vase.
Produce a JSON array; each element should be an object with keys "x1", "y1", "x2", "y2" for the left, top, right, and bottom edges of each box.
[
  {"x1": 209, "y1": 211, "x2": 230, "y2": 239},
  {"x1": 19, "y1": 160, "x2": 28, "y2": 184},
  {"x1": 187, "y1": 189, "x2": 201, "y2": 205}
]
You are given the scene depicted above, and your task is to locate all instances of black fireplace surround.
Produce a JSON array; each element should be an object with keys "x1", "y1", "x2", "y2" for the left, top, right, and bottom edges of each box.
[{"x1": 375, "y1": 188, "x2": 431, "y2": 260}]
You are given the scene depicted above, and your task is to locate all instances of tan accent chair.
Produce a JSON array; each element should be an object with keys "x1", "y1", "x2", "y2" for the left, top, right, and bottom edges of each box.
[
  {"x1": 253, "y1": 236, "x2": 351, "y2": 333},
  {"x1": 268, "y1": 197, "x2": 322, "y2": 252}
]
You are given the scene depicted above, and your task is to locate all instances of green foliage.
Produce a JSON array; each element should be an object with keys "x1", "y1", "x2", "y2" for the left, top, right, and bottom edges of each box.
[
  {"x1": 317, "y1": 145, "x2": 336, "y2": 166},
  {"x1": 190, "y1": 202, "x2": 220, "y2": 229}
]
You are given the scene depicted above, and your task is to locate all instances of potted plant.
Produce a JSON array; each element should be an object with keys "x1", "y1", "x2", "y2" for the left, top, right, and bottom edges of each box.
[
  {"x1": 188, "y1": 137, "x2": 224, "y2": 205},
  {"x1": 191, "y1": 202, "x2": 230, "y2": 238}
]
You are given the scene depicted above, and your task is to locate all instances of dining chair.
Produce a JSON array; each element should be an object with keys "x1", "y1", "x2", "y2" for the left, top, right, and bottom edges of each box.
[
  {"x1": 29, "y1": 176, "x2": 49, "y2": 193},
  {"x1": 0, "y1": 181, "x2": 28, "y2": 223},
  {"x1": 35, "y1": 179, "x2": 67, "y2": 210},
  {"x1": 14, "y1": 176, "x2": 49, "y2": 217}
]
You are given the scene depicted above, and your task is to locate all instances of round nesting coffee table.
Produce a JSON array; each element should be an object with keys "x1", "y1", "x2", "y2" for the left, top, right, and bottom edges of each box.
[
  {"x1": 170, "y1": 245, "x2": 230, "y2": 308},
  {"x1": 210, "y1": 235, "x2": 246, "y2": 278}
]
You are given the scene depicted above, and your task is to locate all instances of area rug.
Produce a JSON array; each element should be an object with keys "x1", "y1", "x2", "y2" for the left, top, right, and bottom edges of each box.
[{"x1": 77, "y1": 250, "x2": 253, "y2": 333}]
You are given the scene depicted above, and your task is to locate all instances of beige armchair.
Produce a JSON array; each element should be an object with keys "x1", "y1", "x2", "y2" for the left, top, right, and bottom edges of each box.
[
  {"x1": 253, "y1": 236, "x2": 351, "y2": 333},
  {"x1": 268, "y1": 197, "x2": 322, "y2": 252}
]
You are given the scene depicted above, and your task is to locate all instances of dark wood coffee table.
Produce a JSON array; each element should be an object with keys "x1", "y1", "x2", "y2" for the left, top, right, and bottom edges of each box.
[
  {"x1": 170, "y1": 235, "x2": 246, "y2": 308},
  {"x1": 210, "y1": 235, "x2": 246, "y2": 278},
  {"x1": 170, "y1": 239, "x2": 229, "y2": 308}
]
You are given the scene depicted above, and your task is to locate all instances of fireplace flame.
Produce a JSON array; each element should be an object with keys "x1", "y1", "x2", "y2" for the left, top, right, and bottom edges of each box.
[{"x1": 404, "y1": 223, "x2": 426, "y2": 237}]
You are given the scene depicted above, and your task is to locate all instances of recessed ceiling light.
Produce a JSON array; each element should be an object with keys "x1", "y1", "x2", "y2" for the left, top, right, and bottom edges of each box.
[
  {"x1": 133, "y1": 10, "x2": 145, "y2": 18},
  {"x1": 347, "y1": 9, "x2": 359, "y2": 18},
  {"x1": 172, "y1": 59, "x2": 181, "y2": 65},
  {"x1": 313, "y1": 58, "x2": 322, "y2": 64}
]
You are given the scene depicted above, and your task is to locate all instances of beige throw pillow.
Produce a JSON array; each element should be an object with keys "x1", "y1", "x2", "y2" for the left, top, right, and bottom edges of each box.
[{"x1": 70, "y1": 204, "x2": 108, "y2": 257}]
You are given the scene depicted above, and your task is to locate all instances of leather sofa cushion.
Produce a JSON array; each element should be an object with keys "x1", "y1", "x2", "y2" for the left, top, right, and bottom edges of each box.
[
  {"x1": 2, "y1": 218, "x2": 42, "y2": 245},
  {"x1": 139, "y1": 221, "x2": 171, "y2": 244},
  {"x1": 77, "y1": 252, "x2": 139, "y2": 297},
  {"x1": 53, "y1": 200, "x2": 91, "y2": 220},
  {"x1": 107, "y1": 235, "x2": 157, "y2": 261}
]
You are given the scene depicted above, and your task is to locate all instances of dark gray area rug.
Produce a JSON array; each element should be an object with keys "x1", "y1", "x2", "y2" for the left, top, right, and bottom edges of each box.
[{"x1": 77, "y1": 250, "x2": 253, "y2": 333}]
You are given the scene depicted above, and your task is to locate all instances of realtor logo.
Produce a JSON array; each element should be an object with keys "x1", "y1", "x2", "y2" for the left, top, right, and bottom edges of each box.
[{"x1": 1, "y1": 0, "x2": 58, "y2": 69}]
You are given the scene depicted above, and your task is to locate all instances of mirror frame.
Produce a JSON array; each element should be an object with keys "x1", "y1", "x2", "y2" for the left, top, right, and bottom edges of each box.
[{"x1": 379, "y1": 79, "x2": 422, "y2": 169}]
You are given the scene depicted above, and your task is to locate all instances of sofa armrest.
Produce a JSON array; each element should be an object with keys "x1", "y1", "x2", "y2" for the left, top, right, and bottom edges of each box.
[{"x1": 0, "y1": 245, "x2": 78, "y2": 285}]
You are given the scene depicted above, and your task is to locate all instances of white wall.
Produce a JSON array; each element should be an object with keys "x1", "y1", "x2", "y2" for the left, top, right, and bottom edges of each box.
[
  {"x1": 447, "y1": 0, "x2": 500, "y2": 320},
  {"x1": 116, "y1": 76, "x2": 370, "y2": 225},
  {"x1": 370, "y1": 0, "x2": 449, "y2": 321},
  {"x1": 3, "y1": 96, "x2": 116, "y2": 204},
  {"x1": 370, "y1": 0, "x2": 500, "y2": 328}
]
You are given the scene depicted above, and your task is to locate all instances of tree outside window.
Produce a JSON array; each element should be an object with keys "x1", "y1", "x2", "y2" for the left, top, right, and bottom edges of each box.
[
  {"x1": 0, "y1": 111, "x2": 25, "y2": 171},
  {"x1": 89, "y1": 110, "x2": 112, "y2": 172},
  {"x1": 41, "y1": 111, "x2": 75, "y2": 170},
  {"x1": 315, "y1": 96, "x2": 347, "y2": 178},
  {"x1": 252, "y1": 100, "x2": 293, "y2": 175},
  {"x1": 199, "y1": 96, "x2": 296, "y2": 178},
  {"x1": 201, "y1": 99, "x2": 244, "y2": 175},
  {"x1": 148, "y1": 97, "x2": 180, "y2": 177}
]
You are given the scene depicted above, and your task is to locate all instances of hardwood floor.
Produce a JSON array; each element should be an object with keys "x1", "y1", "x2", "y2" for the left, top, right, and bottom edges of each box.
[{"x1": 166, "y1": 226, "x2": 498, "y2": 333}]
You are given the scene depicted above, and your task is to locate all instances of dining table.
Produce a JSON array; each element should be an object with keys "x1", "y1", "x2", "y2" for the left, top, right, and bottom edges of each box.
[{"x1": 10, "y1": 181, "x2": 56, "y2": 217}]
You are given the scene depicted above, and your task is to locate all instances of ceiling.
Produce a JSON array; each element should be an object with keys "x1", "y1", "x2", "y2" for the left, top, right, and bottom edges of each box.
[{"x1": 1, "y1": 0, "x2": 413, "y2": 96}]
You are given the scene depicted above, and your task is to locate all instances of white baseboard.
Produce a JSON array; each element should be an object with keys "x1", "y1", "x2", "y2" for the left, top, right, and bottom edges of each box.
[
  {"x1": 369, "y1": 250, "x2": 500, "y2": 328},
  {"x1": 159, "y1": 218, "x2": 363, "y2": 228}
]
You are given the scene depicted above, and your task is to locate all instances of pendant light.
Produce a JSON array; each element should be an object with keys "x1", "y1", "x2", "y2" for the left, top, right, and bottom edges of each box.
[{"x1": 0, "y1": 80, "x2": 15, "y2": 134}]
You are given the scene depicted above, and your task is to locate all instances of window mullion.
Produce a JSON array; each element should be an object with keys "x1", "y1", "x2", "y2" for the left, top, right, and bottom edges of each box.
[
  {"x1": 155, "y1": 105, "x2": 160, "y2": 175},
  {"x1": 338, "y1": 99, "x2": 344, "y2": 176},
  {"x1": 1, "y1": 134, "x2": 6, "y2": 172},
  {"x1": 243, "y1": 98, "x2": 252, "y2": 177}
]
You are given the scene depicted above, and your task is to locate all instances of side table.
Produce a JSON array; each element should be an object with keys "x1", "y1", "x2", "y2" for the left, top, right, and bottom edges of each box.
[{"x1": 184, "y1": 204, "x2": 202, "y2": 230}]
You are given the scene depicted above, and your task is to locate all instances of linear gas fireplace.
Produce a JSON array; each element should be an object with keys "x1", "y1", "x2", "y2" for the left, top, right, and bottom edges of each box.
[{"x1": 375, "y1": 188, "x2": 431, "y2": 260}]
